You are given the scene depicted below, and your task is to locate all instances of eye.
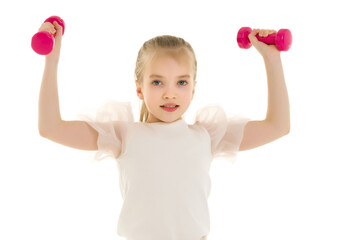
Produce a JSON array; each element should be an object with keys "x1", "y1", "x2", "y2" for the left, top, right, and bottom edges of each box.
[
  {"x1": 152, "y1": 80, "x2": 161, "y2": 86},
  {"x1": 178, "y1": 80, "x2": 188, "y2": 86}
]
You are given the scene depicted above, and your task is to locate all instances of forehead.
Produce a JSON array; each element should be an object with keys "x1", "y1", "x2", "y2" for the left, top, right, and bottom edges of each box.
[{"x1": 144, "y1": 49, "x2": 192, "y2": 76}]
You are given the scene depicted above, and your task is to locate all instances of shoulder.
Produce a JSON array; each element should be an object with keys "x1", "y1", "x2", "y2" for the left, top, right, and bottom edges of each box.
[
  {"x1": 194, "y1": 104, "x2": 226, "y2": 124},
  {"x1": 189, "y1": 122, "x2": 211, "y2": 137},
  {"x1": 78, "y1": 100, "x2": 134, "y2": 124},
  {"x1": 193, "y1": 104, "x2": 229, "y2": 140}
]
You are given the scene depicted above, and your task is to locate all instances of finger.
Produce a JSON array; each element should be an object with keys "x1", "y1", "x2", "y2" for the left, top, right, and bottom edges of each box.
[
  {"x1": 53, "y1": 21, "x2": 62, "y2": 32},
  {"x1": 249, "y1": 29, "x2": 259, "y2": 38},
  {"x1": 39, "y1": 22, "x2": 56, "y2": 34},
  {"x1": 251, "y1": 29, "x2": 259, "y2": 35},
  {"x1": 259, "y1": 29, "x2": 271, "y2": 37},
  {"x1": 260, "y1": 29, "x2": 277, "y2": 37},
  {"x1": 259, "y1": 29, "x2": 265, "y2": 37},
  {"x1": 267, "y1": 29, "x2": 277, "y2": 36},
  {"x1": 52, "y1": 21, "x2": 63, "y2": 39}
]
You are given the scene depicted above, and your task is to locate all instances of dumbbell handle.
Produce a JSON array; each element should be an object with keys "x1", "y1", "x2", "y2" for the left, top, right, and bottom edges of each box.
[{"x1": 256, "y1": 33, "x2": 277, "y2": 45}]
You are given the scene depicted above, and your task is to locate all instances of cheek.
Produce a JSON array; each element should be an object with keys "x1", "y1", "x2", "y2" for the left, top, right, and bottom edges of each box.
[
  {"x1": 145, "y1": 87, "x2": 160, "y2": 97},
  {"x1": 180, "y1": 88, "x2": 194, "y2": 101},
  {"x1": 143, "y1": 88, "x2": 160, "y2": 105}
]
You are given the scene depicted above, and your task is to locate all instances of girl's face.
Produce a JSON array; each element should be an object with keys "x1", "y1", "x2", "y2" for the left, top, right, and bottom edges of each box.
[{"x1": 136, "y1": 49, "x2": 196, "y2": 123}]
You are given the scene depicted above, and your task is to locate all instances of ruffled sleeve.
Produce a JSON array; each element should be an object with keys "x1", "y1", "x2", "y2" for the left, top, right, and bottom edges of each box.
[
  {"x1": 77, "y1": 101, "x2": 134, "y2": 161},
  {"x1": 194, "y1": 104, "x2": 250, "y2": 164}
]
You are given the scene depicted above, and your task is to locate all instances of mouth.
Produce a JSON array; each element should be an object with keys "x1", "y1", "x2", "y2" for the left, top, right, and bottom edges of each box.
[{"x1": 160, "y1": 105, "x2": 179, "y2": 112}]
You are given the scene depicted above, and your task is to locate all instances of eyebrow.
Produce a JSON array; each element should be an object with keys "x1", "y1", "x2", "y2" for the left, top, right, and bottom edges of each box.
[{"x1": 149, "y1": 74, "x2": 190, "y2": 79}]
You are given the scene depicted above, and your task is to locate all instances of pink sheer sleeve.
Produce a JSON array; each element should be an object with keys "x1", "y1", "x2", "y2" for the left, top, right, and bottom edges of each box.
[
  {"x1": 195, "y1": 104, "x2": 250, "y2": 164},
  {"x1": 77, "y1": 101, "x2": 134, "y2": 160}
]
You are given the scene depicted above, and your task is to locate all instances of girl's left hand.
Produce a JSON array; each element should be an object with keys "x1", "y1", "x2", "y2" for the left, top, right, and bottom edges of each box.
[{"x1": 248, "y1": 29, "x2": 280, "y2": 59}]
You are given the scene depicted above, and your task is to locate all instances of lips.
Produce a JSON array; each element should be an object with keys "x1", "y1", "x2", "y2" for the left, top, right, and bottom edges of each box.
[
  {"x1": 160, "y1": 105, "x2": 179, "y2": 107},
  {"x1": 160, "y1": 105, "x2": 179, "y2": 112},
  {"x1": 161, "y1": 103, "x2": 179, "y2": 107}
]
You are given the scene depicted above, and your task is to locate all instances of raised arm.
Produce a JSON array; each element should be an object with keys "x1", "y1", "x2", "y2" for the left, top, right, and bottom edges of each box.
[
  {"x1": 38, "y1": 21, "x2": 98, "y2": 151},
  {"x1": 239, "y1": 29, "x2": 290, "y2": 151}
]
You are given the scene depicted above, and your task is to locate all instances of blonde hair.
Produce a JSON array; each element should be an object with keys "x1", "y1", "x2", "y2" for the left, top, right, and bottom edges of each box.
[{"x1": 135, "y1": 35, "x2": 197, "y2": 122}]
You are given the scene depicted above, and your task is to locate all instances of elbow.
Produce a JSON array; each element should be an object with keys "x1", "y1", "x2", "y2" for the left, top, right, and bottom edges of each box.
[
  {"x1": 38, "y1": 127, "x2": 47, "y2": 138},
  {"x1": 276, "y1": 128, "x2": 289, "y2": 140},
  {"x1": 38, "y1": 120, "x2": 62, "y2": 138},
  {"x1": 277, "y1": 126, "x2": 290, "y2": 137},
  {"x1": 286, "y1": 122, "x2": 291, "y2": 134},
  {"x1": 281, "y1": 121, "x2": 290, "y2": 135},
  {"x1": 271, "y1": 123, "x2": 290, "y2": 136},
  {"x1": 285, "y1": 128, "x2": 290, "y2": 135},
  {"x1": 38, "y1": 121, "x2": 46, "y2": 137},
  {"x1": 38, "y1": 124, "x2": 52, "y2": 139},
  {"x1": 38, "y1": 120, "x2": 47, "y2": 138},
  {"x1": 283, "y1": 126, "x2": 290, "y2": 136}
]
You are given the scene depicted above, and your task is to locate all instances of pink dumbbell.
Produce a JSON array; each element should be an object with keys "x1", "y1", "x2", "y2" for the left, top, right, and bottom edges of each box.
[
  {"x1": 31, "y1": 16, "x2": 65, "y2": 55},
  {"x1": 237, "y1": 27, "x2": 292, "y2": 51}
]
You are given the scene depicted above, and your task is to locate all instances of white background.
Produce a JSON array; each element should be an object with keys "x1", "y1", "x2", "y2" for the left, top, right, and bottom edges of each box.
[{"x1": 1, "y1": 0, "x2": 359, "y2": 239}]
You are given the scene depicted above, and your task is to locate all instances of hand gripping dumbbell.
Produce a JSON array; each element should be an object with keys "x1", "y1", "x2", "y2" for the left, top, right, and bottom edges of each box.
[
  {"x1": 237, "y1": 27, "x2": 292, "y2": 51},
  {"x1": 31, "y1": 16, "x2": 65, "y2": 55}
]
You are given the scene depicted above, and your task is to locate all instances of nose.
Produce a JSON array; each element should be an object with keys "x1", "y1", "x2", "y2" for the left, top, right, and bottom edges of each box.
[{"x1": 163, "y1": 85, "x2": 177, "y2": 99}]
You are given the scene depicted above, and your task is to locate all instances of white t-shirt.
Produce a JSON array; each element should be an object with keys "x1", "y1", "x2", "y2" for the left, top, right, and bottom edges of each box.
[{"x1": 78, "y1": 101, "x2": 250, "y2": 240}]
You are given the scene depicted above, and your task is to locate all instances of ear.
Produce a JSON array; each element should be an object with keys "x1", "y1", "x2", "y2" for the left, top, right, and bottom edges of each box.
[{"x1": 135, "y1": 81, "x2": 144, "y2": 100}]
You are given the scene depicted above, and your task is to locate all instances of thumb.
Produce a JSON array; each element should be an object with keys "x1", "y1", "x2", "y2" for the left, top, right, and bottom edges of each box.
[{"x1": 248, "y1": 29, "x2": 260, "y2": 46}]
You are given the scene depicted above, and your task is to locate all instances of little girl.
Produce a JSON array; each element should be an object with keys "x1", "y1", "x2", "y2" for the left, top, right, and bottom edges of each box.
[{"x1": 38, "y1": 21, "x2": 290, "y2": 240}]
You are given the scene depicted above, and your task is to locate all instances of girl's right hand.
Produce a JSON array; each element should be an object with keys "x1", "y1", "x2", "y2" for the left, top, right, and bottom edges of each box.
[{"x1": 39, "y1": 21, "x2": 63, "y2": 63}]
